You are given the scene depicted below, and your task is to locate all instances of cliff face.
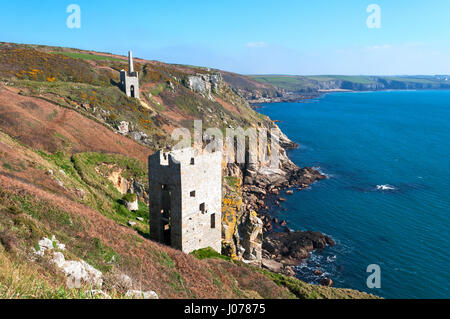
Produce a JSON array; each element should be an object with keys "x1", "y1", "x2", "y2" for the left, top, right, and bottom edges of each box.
[
  {"x1": 221, "y1": 73, "x2": 450, "y2": 104},
  {"x1": 0, "y1": 42, "x2": 377, "y2": 299}
]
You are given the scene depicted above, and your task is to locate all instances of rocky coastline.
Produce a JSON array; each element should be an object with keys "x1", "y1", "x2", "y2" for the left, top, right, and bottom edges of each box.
[
  {"x1": 246, "y1": 92, "x2": 320, "y2": 105},
  {"x1": 237, "y1": 131, "x2": 336, "y2": 286}
]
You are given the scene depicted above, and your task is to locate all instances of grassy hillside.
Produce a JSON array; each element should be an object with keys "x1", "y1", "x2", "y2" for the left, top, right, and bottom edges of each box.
[{"x1": 0, "y1": 42, "x2": 378, "y2": 299}]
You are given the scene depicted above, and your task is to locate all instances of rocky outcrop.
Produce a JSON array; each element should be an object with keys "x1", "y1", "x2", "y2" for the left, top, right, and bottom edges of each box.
[
  {"x1": 96, "y1": 164, "x2": 149, "y2": 204},
  {"x1": 117, "y1": 121, "x2": 129, "y2": 135},
  {"x1": 239, "y1": 211, "x2": 263, "y2": 266},
  {"x1": 185, "y1": 73, "x2": 224, "y2": 101},
  {"x1": 54, "y1": 255, "x2": 103, "y2": 289},
  {"x1": 33, "y1": 236, "x2": 65, "y2": 256},
  {"x1": 262, "y1": 231, "x2": 335, "y2": 273},
  {"x1": 221, "y1": 119, "x2": 329, "y2": 268},
  {"x1": 33, "y1": 236, "x2": 103, "y2": 289},
  {"x1": 128, "y1": 179, "x2": 149, "y2": 204}
]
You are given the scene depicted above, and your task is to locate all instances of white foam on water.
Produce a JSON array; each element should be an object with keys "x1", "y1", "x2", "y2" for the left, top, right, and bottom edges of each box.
[{"x1": 376, "y1": 184, "x2": 396, "y2": 191}]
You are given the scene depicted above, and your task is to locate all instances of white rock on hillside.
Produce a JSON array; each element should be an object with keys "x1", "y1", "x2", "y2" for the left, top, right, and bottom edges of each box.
[
  {"x1": 117, "y1": 121, "x2": 129, "y2": 135},
  {"x1": 89, "y1": 290, "x2": 111, "y2": 299},
  {"x1": 126, "y1": 198, "x2": 139, "y2": 211},
  {"x1": 44, "y1": 238, "x2": 103, "y2": 289},
  {"x1": 34, "y1": 236, "x2": 66, "y2": 257},
  {"x1": 126, "y1": 290, "x2": 159, "y2": 299},
  {"x1": 58, "y1": 259, "x2": 103, "y2": 289}
]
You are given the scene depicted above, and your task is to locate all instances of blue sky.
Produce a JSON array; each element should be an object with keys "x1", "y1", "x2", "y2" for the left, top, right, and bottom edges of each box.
[{"x1": 1, "y1": 0, "x2": 449, "y2": 75}]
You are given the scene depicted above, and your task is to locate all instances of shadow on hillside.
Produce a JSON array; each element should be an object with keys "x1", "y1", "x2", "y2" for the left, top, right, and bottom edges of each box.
[
  {"x1": 110, "y1": 79, "x2": 120, "y2": 88},
  {"x1": 136, "y1": 228, "x2": 151, "y2": 240}
]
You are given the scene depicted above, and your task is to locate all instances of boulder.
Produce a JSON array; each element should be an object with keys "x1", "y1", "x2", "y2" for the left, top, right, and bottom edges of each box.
[
  {"x1": 126, "y1": 290, "x2": 159, "y2": 299},
  {"x1": 126, "y1": 199, "x2": 138, "y2": 212},
  {"x1": 52, "y1": 252, "x2": 66, "y2": 268},
  {"x1": 117, "y1": 121, "x2": 129, "y2": 135},
  {"x1": 261, "y1": 258, "x2": 283, "y2": 273},
  {"x1": 38, "y1": 237, "x2": 54, "y2": 251},
  {"x1": 320, "y1": 277, "x2": 333, "y2": 287},
  {"x1": 60, "y1": 260, "x2": 103, "y2": 289}
]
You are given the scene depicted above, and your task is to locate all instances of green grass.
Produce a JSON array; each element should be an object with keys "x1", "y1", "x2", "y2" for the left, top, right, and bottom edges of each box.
[
  {"x1": 50, "y1": 51, "x2": 123, "y2": 62},
  {"x1": 190, "y1": 247, "x2": 232, "y2": 262},
  {"x1": 254, "y1": 267, "x2": 379, "y2": 299},
  {"x1": 122, "y1": 193, "x2": 137, "y2": 202}
]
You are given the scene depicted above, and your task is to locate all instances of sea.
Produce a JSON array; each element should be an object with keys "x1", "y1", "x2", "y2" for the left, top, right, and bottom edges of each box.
[{"x1": 257, "y1": 90, "x2": 450, "y2": 299}]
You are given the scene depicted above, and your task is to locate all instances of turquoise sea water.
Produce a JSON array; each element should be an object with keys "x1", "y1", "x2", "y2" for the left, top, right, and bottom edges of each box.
[{"x1": 258, "y1": 90, "x2": 450, "y2": 299}]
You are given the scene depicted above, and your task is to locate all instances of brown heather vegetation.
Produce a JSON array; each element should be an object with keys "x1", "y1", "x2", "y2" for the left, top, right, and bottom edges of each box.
[{"x1": 0, "y1": 42, "x2": 378, "y2": 299}]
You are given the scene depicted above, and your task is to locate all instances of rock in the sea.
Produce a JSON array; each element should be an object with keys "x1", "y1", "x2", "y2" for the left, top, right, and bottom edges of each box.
[
  {"x1": 314, "y1": 269, "x2": 323, "y2": 276},
  {"x1": 286, "y1": 190, "x2": 294, "y2": 195},
  {"x1": 320, "y1": 277, "x2": 333, "y2": 287},
  {"x1": 262, "y1": 230, "x2": 335, "y2": 267},
  {"x1": 126, "y1": 290, "x2": 159, "y2": 299},
  {"x1": 278, "y1": 197, "x2": 287, "y2": 202}
]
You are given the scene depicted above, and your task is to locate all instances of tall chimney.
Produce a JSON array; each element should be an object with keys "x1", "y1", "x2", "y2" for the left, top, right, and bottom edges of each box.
[{"x1": 128, "y1": 51, "x2": 134, "y2": 74}]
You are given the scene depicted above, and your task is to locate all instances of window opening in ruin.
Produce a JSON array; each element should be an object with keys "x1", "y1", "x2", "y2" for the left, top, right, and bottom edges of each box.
[
  {"x1": 211, "y1": 213, "x2": 216, "y2": 229},
  {"x1": 161, "y1": 185, "x2": 172, "y2": 246}
]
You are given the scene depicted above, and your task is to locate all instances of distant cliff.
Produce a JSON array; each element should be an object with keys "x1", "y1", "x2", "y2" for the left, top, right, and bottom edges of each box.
[{"x1": 221, "y1": 73, "x2": 450, "y2": 103}]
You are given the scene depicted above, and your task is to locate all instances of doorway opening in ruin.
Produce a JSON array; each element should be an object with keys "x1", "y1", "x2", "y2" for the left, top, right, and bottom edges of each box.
[
  {"x1": 130, "y1": 85, "x2": 135, "y2": 98},
  {"x1": 161, "y1": 184, "x2": 171, "y2": 246}
]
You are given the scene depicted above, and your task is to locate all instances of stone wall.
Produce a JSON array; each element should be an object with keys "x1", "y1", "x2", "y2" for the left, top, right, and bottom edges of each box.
[{"x1": 149, "y1": 148, "x2": 222, "y2": 253}]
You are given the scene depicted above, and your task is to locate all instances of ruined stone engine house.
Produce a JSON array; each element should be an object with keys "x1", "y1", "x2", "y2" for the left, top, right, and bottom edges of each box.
[
  {"x1": 148, "y1": 148, "x2": 222, "y2": 253},
  {"x1": 120, "y1": 51, "x2": 139, "y2": 98}
]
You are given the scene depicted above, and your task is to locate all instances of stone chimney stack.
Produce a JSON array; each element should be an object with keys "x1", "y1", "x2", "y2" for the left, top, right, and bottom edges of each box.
[
  {"x1": 128, "y1": 51, "x2": 134, "y2": 74},
  {"x1": 120, "y1": 50, "x2": 139, "y2": 98}
]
